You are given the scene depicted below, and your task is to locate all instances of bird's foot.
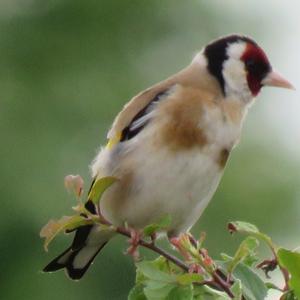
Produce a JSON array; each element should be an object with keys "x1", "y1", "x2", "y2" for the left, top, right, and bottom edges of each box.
[{"x1": 126, "y1": 228, "x2": 142, "y2": 261}]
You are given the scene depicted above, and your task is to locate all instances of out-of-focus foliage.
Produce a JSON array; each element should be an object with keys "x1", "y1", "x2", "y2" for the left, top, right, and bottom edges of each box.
[{"x1": 1, "y1": 1, "x2": 299, "y2": 299}]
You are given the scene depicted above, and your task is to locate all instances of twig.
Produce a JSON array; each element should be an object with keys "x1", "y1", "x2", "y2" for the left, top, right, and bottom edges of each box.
[
  {"x1": 94, "y1": 213, "x2": 236, "y2": 298},
  {"x1": 99, "y1": 221, "x2": 234, "y2": 298},
  {"x1": 115, "y1": 226, "x2": 189, "y2": 271},
  {"x1": 278, "y1": 263, "x2": 290, "y2": 292},
  {"x1": 269, "y1": 243, "x2": 290, "y2": 291},
  {"x1": 117, "y1": 226, "x2": 235, "y2": 298},
  {"x1": 212, "y1": 272, "x2": 234, "y2": 298}
]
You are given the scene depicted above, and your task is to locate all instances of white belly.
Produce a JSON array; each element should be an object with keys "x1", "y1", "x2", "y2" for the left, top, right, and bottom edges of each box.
[
  {"x1": 97, "y1": 139, "x2": 224, "y2": 236},
  {"x1": 93, "y1": 98, "x2": 244, "y2": 236}
]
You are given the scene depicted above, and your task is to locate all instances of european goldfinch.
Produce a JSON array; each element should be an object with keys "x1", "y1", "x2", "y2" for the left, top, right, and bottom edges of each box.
[{"x1": 43, "y1": 34, "x2": 294, "y2": 279}]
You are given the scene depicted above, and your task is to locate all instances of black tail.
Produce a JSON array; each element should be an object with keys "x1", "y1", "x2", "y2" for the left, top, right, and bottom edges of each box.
[
  {"x1": 43, "y1": 180, "x2": 112, "y2": 280},
  {"x1": 43, "y1": 234, "x2": 108, "y2": 280},
  {"x1": 43, "y1": 203, "x2": 112, "y2": 280}
]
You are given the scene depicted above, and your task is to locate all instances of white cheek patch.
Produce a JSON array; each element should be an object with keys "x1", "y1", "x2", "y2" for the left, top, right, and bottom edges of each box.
[
  {"x1": 222, "y1": 42, "x2": 252, "y2": 101},
  {"x1": 223, "y1": 58, "x2": 247, "y2": 92}
]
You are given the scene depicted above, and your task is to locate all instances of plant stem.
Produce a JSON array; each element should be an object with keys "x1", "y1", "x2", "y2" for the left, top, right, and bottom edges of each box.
[
  {"x1": 115, "y1": 226, "x2": 189, "y2": 271},
  {"x1": 212, "y1": 272, "x2": 234, "y2": 298},
  {"x1": 116, "y1": 226, "x2": 235, "y2": 298},
  {"x1": 95, "y1": 216, "x2": 235, "y2": 298},
  {"x1": 279, "y1": 264, "x2": 290, "y2": 291}
]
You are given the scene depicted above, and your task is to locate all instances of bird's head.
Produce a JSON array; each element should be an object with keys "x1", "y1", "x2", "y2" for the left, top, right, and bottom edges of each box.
[{"x1": 201, "y1": 34, "x2": 294, "y2": 101}]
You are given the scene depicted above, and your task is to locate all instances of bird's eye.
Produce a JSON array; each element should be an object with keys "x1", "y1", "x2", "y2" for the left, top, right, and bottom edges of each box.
[{"x1": 245, "y1": 59, "x2": 255, "y2": 69}]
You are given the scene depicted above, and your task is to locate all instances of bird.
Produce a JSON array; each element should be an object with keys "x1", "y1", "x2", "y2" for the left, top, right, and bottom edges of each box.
[{"x1": 43, "y1": 34, "x2": 294, "y2": 280}]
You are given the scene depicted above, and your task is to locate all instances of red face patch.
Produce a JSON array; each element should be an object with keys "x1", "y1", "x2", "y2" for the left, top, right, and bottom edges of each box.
[{"x1": 241, "y1": 43, "x2": 271, "y2": 96}]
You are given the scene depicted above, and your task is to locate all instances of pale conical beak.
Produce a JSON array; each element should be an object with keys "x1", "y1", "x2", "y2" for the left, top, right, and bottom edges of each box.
[{"x1": 262, "y1": 71, "x2": 295, "y2": 90}]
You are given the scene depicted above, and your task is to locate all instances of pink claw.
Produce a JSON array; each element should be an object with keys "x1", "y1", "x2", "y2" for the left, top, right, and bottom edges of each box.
[{"x1": 126, "y1": 228, "x2": 141, "y2": 261}]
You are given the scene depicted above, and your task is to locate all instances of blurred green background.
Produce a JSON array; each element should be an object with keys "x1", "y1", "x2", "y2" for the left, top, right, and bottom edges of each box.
[{"x1": 1, "y1": 1, "x2": 299, "y2": 299}]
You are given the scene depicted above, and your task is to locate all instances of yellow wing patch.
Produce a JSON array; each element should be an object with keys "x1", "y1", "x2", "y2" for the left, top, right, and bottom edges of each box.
[{"x1": 106, "y1": 132, "x2": 122, "y2": 150}]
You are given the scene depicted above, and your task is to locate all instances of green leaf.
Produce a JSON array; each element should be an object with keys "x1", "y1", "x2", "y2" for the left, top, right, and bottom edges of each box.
[
  {"x1": 40, "y1": 215, "x2": 92, "y2": 251},
  {"x1": 278, "y1": 248, "x2": 300, "y2": 298},
  {"x1": 228, "y1": 221, "x2": 260, "y2": 235},
  {"x1": 146, "y1": 280, "x2": 171, "y2": 290},
  {"x1": 231, "y1": 280, "x2": 242, "y2": 300},
  {"x1": 194, "y1": 285, "x2": 231, "y2": 300},
  {"x1": 135, "y1": 260, "x2": 196, "y2": 300},
  {"x1": 280, "y1": 291, "x2": 298, "y2": 300},
  {"x1": 220, "y1": 253, "x2": 232, "y2": 262},
  {"x1": 265, "y1": 282, "x2": 282, "y2": 291},
  {"x1": 217, "y1": 259, "x2": 267, "y2": 300},
  {"x1": 228, "y1": 221, "x2": 274, "y2": 251},
  {"x1": 232, "y1": 263, "x2": 268, "y2": 300},
  {"x1": 166, "y1": 285, "x2": 193, "y2": 300},
  {"x1": 143, "y1": 215, "x2": 172, "y2": 236},
  {"x1": 144, "y1": 283, "x2": 174, "y2": 300},
  {"x1": 135, "y1": 257, "x2": 180, "y2": 289},
  {"x1": 227, "y1": 237, "x2": 259, "y2": 273},
  {"x1": 151, "y1": 256, "x2": 173, "y2": 273},
  {"x1": 89, "y1": 176, "x2": 118, "y2": 205},
  {"x1": 128, "y1": 284, "x2": 147, "y2": 300},
  {"x1": 136, "y1": 261, "x2": 176, "y2": 283},
  {"x1": 242, "y1": 253, "x2": 259, "y2": 268},
  {"x1": 176, "y1": 273, "x2": 203, "y2": 285}
]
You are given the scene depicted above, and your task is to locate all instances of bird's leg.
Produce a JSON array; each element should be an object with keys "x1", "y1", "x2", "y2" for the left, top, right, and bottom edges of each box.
[{"x1": 126, "y1": 227, "x2": 142, "y2": 261}]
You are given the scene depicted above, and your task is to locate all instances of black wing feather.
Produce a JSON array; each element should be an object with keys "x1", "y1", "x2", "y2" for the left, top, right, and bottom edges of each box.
[{"x1": 120, "y1": 89, "x2": 171, "y2": 142}]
